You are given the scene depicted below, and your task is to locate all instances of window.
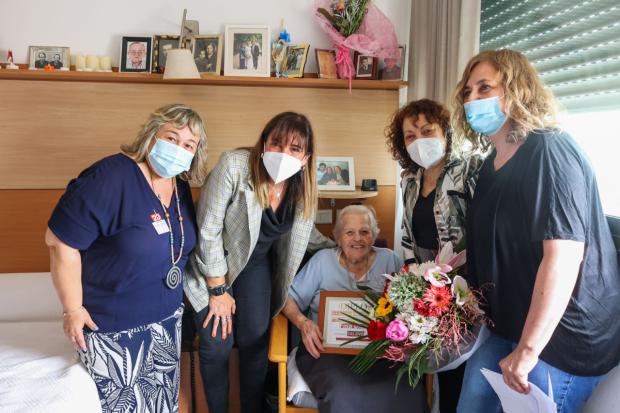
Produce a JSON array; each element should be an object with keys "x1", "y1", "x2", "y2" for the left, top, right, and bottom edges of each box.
[{"x1": 480, "y1": 0, "x2": 620, "y2": 216}]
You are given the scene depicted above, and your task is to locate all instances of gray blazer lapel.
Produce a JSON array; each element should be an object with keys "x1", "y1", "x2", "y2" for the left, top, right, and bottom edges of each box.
[{"x1": 243, "y1": 186, "x2": 262, "y2": 254}]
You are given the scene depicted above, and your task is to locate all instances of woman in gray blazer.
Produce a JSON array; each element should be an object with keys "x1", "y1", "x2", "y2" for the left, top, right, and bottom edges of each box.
[{"x1": 184, "y1": 112, "x2": 321, "y2": 413}]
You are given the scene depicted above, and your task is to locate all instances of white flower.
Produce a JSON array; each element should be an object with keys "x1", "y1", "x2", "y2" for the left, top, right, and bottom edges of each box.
[
  {"x1": 451, "y1": 275, "x2": 471, "y2": 306},
  {"x1": 409, "y1": 330, "x2": 429, "y2": 344},
  {"x1": 405, "y1": 314, "x2": 437, "y2": 334},
  {"x1": 423, "y1": 264, "x2": 452, "y2": 287}
]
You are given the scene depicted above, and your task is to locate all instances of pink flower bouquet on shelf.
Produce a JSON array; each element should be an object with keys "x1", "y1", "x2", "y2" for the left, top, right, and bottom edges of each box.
[
  {"x1": 341, "y1": 243, "x2": 487, "y2": 387},
  {"x1": 314, "y1": 0, "x2": 400, "y2": 87}
]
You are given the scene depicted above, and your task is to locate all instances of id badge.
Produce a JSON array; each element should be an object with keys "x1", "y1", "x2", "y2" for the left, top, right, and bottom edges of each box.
[{"x1": 152, "y1": 219, "x2": 170, "y2": 235}]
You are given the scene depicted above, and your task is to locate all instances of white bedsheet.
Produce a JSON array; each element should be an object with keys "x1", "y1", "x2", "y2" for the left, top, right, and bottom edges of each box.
[{"x1": 0, "y1": 320, "x2": 101, "y2": 412}]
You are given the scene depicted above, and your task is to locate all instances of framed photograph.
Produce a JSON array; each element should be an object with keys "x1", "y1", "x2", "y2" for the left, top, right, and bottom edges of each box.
[
  {"x1": 28, "y1": 46, "x2": 70, "y2": 70},
  {"x1": 119, "y1": 36, "x2": 153, "y2": 73},
  {"x1": 318, "y1": 291, "x2": 371, "y2": 355},
  {"x1": 224, "y1": 25, "x2": 271, "y2": 77},
  {"x1": 316, "y1": 156, "x2": 355, "y2": 191},
  {"x1": 354, "y1": 52, "x2": 378, "y2": 79},
  {"x1": 315, "y1": 48, "x2": 338, "y2": 79},
  {"x1": 191, "y1": 35, "x2": 223, "y2": 75},
  {"x1": 378, "y1": 45, "x2": 406, "y2": 81},
  {"x1": 282, "y1": 44, "x2": 309, "y2": 78},
  {"x1": 152, "y1": 35, "x2": 181, "y2": 73}
]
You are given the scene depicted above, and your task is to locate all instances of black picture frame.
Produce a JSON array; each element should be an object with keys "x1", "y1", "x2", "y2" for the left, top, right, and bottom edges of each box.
[{"x1": 120, "y1": 36, "x2": 153, "y2": 73}]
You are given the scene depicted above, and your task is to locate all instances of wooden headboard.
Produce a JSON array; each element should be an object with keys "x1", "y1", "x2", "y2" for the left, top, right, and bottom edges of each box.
[{"x1": 0, "y1": 72, "x2": 404, "y2": 272}]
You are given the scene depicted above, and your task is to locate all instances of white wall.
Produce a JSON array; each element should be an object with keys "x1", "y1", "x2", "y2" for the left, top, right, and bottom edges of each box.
[{"x1": 0, "y1": 0, "x2": 411, "y2": 72}]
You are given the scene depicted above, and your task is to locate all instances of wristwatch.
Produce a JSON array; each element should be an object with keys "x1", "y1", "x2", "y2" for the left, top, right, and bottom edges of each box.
[{"x1": 207, "y1": 283, "x2": 230, "y2": 296}]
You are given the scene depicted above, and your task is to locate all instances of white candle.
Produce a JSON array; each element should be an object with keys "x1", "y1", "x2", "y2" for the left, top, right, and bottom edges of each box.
[
  {"x1": 99, "y1": 56, "x2": 112, "y2": 71},
  {"x1": 75, "y1": 55, "x2": 86, "y2": 71},
  {"x1": 85, "y1": 55, "x2": 99, "y2": 71}
]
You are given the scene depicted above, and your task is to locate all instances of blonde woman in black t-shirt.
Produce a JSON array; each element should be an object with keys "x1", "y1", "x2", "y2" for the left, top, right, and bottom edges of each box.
[{"x1": 453, "y1": 49, "x2": 620, "y2": 413}]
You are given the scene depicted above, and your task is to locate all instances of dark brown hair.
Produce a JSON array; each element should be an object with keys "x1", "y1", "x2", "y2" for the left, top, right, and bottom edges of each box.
[{"x1": 385, "y1": 99, "x2": 453, "y2": 172}]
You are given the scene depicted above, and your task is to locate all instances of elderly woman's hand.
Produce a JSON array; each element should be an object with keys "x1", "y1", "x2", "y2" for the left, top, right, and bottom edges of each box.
[{"x1": 300, "y1": 318, "x2": 324, "y2": 359}]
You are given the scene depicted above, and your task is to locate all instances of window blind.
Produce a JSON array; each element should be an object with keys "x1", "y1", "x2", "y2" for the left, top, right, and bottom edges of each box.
[{"x1": 480, "y1": 0, "x2": 620, "y2": 112}]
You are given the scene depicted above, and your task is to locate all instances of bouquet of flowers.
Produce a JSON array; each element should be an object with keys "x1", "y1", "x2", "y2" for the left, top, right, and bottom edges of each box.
[
  {"x1": 341, "y1": 243, "x2": 486, "y2": 387},
  {"x1": 314, "y1": 0, "x2": 400, "y2": 88}
]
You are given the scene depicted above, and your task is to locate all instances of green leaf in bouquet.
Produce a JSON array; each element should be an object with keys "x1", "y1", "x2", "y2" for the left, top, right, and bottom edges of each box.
[
  {"x1": 317, "y1": 8, "x2": 339, "y2": 27},
  {"x1": 349, "y1": 340, "x2": 389, "y2": 374},
  {"x1": 348, "y1": 301, "x2": 373, "y2": 320},
  {"x1": 339, "y1": 313, "x2": 370, "y2": 328},
  {"x1": 401, "y1": 344, "x2": 430, "y2": 388},
  {"x1": 340, "y1": 334, "x2": 369, "y2": 347}
]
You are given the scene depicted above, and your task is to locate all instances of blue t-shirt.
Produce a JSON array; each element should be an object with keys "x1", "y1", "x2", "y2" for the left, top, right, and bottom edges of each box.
[
  {"x1": 48, "y1": 154, "x2": 197, "y2": 333},
  {"x1": 289, "y1": 247, "x2": 404, "y2": 323}
]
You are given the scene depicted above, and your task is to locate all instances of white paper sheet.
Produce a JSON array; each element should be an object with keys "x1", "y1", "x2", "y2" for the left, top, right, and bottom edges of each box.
[{"x1": 481, "y1": 368, "x2": 556, "y2": 413}]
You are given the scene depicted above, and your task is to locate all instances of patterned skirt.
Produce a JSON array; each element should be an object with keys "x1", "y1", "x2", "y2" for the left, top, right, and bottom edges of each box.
[{"x1": 80, "y1": 306, "x2": 184, "y2": 413}]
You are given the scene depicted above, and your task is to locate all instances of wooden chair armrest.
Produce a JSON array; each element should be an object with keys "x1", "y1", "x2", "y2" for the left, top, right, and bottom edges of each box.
[
  {"x1": 269, "y1": 313, "x2": 289, "y2": 363},
  {"x1": 269, "y1": 313, "x2": 289, "y2": 412}
]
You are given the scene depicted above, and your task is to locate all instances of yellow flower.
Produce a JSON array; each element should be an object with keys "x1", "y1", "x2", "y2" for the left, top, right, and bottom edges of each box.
[{"x1": 375, "y1": 295, "x2": 393, "y2": 317}]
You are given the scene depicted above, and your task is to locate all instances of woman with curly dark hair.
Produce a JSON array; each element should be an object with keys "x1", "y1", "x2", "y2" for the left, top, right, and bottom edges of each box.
[{"x1": 385, "y1": 98, "x2": 483, "y2": 412}]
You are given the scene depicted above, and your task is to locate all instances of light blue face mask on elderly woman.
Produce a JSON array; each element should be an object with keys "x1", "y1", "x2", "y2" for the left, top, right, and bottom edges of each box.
[
  {"x1": 464, "y1": 95, "x2": 507, "y2": 136},
  {"x1": 148, "y1": 139, "x2": 195, "y2": 178}
]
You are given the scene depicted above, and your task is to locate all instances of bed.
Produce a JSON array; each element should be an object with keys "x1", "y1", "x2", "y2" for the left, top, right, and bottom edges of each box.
[{"x1": 0, "y1": 273, "x2": 101, "y2": 413}]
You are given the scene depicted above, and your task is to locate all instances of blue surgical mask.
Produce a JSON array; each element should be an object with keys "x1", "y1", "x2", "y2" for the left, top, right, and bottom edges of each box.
[
  {"x1": 148, "y1": 139, "x2": 195, "y2": 178},
  {"x1": 464, "y1": 95, "x2": 507, "y2": 136}
]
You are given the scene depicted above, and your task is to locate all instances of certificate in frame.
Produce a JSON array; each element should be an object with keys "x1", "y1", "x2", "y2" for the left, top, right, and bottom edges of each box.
[{"x1": 318, "y1": 290, "x2": 371, "y2": 355}]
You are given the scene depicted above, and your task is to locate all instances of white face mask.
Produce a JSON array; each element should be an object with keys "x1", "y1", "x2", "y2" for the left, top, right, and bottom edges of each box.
[
  {"x1": 262, "y1": 151, "x2": 302, "y2": 183},
  {"x1": 406, "y1": 137, "x2": 445, "y2": 169}
]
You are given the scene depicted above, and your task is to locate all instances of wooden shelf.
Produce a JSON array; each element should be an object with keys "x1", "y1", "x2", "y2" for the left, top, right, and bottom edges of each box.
[
  {"x1": 0, "y1": 68, "x2": 407, "y2": 90},
  {"x1": 318, "y1": 188, "x2": 378, "y2": 199}
]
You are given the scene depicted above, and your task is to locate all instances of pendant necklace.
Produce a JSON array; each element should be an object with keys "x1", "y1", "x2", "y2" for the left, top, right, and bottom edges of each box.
[{"x1": 148, "y1": 168, "x2": 185, "y2": 289}]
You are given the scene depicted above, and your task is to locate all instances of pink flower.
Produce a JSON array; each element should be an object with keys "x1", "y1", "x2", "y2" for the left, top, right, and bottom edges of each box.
[{"x1": 385, "y1": 319, "x2": 409, "y2": 342}]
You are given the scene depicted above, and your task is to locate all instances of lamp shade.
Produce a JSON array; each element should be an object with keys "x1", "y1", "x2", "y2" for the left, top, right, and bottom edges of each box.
[{"x1": 163, "y1": 49, "x2": 200, "y2": 79}]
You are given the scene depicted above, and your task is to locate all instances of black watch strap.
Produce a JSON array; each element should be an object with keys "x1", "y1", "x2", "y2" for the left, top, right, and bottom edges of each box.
[{"x1": 207, "y1": 283, "x2": 230, "y2": 296}]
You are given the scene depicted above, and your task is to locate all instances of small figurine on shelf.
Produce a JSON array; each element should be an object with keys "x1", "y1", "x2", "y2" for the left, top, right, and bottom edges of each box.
[
  {"x1": 272, "y1": 39, "x2": 287, "y2": 78},
  {"x1": 6, "y1": 50, "x2": 19, "y2": 70},
  {"x1": 43, "y1": 63, "x2": 55, "y2": 71},
  {"x1": 272, "y1": 19, "x2": 290, "y2": 78}
]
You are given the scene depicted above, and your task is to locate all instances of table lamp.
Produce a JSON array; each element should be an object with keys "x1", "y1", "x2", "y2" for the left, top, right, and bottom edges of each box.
[{"x1": 163, "y1": 9, "x2": 200, "y2": 79}]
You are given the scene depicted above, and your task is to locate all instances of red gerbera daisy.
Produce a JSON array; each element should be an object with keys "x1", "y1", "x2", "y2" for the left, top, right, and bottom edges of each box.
[{"x1": 423, "y1": 285, "x2": 452, "y2": 314}]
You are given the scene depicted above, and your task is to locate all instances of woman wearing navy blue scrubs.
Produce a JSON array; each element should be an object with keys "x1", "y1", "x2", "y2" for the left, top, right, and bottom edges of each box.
[{"x1": 45, "y1": 103, "x2": 208, "y2": 413}]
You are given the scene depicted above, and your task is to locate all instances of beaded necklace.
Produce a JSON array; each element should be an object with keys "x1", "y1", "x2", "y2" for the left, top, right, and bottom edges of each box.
[{"x1": 148, "y1": 168, "x2": 184, "y2": 289}]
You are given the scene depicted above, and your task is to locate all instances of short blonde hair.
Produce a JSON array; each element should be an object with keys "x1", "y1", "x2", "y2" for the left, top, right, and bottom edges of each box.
[
  {"x1": 121, "y1": 103, "x2": 208, "y2": 184},
  {"x1": 333, "y1": 204, "x2": 380, "y2": 242},
  {"x1": 453, "y1": 49, "x2": 557, "y2": 148}
]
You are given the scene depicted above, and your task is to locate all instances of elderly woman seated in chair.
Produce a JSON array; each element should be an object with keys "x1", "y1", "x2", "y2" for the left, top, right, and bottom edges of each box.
[{"x1": 281, "y1": 205, "x2": 428, "y2": 413}]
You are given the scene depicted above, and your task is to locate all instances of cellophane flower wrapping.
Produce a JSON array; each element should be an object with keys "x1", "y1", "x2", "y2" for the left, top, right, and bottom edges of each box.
[
  {"x1": 341, "y1": 243, "x2": 488, "y2": 388},
  {"x1": 314, "y1": 0, "x2": 400, "y2": 82}
]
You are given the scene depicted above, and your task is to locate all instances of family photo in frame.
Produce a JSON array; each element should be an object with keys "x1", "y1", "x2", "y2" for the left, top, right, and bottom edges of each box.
[
  {"x1": 316, "y1": 156, "x2": 355, "y2": 191},
  {"x1": 224, "y1": 25, "x2": 270, "y2": 77},
  {"x1": 282, "y1": 44, "x2": 309, "y2": 78},
  {"x1": 192, "y1": 35, "x2": 223, "y2": 75},
  {"x1": 152, "y1": 35, "x2": 180, "y2": 73},
  {"x1": 354, "y1": 53, "x2": 378, "y2": 79},
  {"x1": 119, "y1": 36, "x2": 152, "y2": 73},
  {"x1": 28, "y1": 46, "x2": 70, "y2": 70},
  {"x1": 378, "y1": 45, "x2": 406, "y2": 81}
]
